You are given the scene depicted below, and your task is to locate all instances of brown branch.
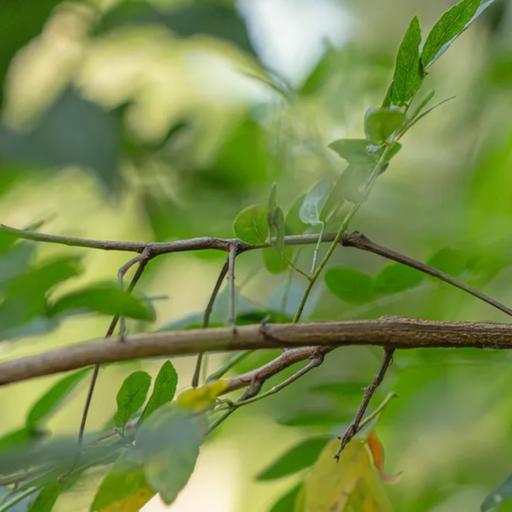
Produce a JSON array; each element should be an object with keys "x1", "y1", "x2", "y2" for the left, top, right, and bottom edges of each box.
[
  {"x1": 209, "y1": 350, "x2": 326, "y2": 433},
  {"x1": 334, "y1": 348, "x2": 395, "y2": 461},
  {"x1": 3, "y1": 318, "x2": 512, "y2": 386}
]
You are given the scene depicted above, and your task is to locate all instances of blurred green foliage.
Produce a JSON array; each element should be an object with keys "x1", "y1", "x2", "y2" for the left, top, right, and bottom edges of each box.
[{"x1": 1, "y1": 0, "x2": 512, "y2": 511}]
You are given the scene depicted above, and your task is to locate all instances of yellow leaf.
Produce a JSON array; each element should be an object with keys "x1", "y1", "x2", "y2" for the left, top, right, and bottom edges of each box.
[
  {"x1": 100, "y1": 486, "x2": 154, "y2": 512},
  {"x1": 176, "y1": 379, "x2": 228, "y2": 412},
  {"x1": 297, "y1": 438, "x2": 394, "y2": 512}
]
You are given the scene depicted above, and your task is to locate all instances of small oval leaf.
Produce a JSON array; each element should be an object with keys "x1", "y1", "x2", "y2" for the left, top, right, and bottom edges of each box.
[
  {"x1": 114, "y1": 371, "x2": 152, "y2": 428},
  {"x1": 233, "y1": 205, "x2": 268, "y2": 244},
  {"x1": 325, "y1": 267, "x2": 375, "y2": 304}
]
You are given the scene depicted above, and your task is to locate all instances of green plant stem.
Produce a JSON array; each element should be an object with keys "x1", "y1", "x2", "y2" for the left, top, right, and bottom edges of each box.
[
  {"x1": 206, "y1": 350, "x2": 252, "y2": 382},
  {"x1": 293, "y1": 145, "x2": 391, "y2": 323},
  {"x1": 359, "y1": 391, "x2": 397, "y2": 431}
]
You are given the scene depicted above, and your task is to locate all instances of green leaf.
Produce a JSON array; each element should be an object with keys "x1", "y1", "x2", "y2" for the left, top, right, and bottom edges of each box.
[
  {"x1": 374, "y1": 263, "x2": 424, "y2": 294},
  {"x1": 0, "y1": 0, "x2": 61, "y2": 105},
  {"x1": 300, "y1": 179, "x2": 332, "y2": 225},
  {"x1": 263, "y1": 246, "x2": 289, "y2": 274},
  {"x1": 50, "y1": 283, "x2": 155, "y2": 321},
  {"x1": 325, "y1": 267, "x2": 375, "y2": 304},
  {"x1": 286, "y1": 194, "x2": 308, "y2": 235},
  {"x1": 233, "y1": 205, "x2": 268, "y2": 244},
  {"x1": 114, "y1": 371, "x2": 152, "y2": 428},
  {"x1": 133, "y1": 405, "x2": 203, "y2": 504},
  {"x1": 0, "y1": 427, "x2": 44, "y2": 452},
  {"x1": 268, "y1": 182, "x2": 278, "y2": 218},
  {"x1": 0, "y1": 88, "x2": 121, "y2": 190},
  {"x1": 427, "y1": 247, "x2": 467, "y2": 276},
  {"x1": 329, "y1": 139, "x2": 375, "y2": 166},
  {"x1": 139, "y1": 361, "x2": 178, "y2": 424},
  {"x1": 301, "y1": 438, "x2": 393, "y2": 511},
  {"x1": 256, "y1": 437, "x2": 329, "y2": 481},
  {"x1": 26, "y1": 368, "x2": 91, "y2": 432},
  {"x1": 270, "y1": 484, "x2": 302, "y2": 512},
  {"x1": 364, "y1": 108, "x2": 406, "y2": 144},
  {"x1": 481, "y1": 472, "x2": 512, "y2": 511},
  {"x1": 5, "y1": 256, "x2": 82, "y2": 298},
  {"x1": 422, "y1": 0, "x2": 493, "y2": 68},
  {"x1": 388, "y1": 16, "x2": 423, "y2": 106},
  {"x1": 28, "y1": 481, "x2": 67, "y2": 512},
  {"x1": 270, "y1": 207, "x2": 286, "y2": 254},
  {"x1": 97, "y1": 1, "x2": 257, "y2": 57},
  {"x1": 92, "y1": 459, "x2": 155, "y2": 512}
]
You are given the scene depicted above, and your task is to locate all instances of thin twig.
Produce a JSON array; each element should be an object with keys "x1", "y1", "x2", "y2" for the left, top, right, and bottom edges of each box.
[
  {"x1": 77, "y1": 248, "x2": 152, "y2": 444},
  {"x1": 192, "y1": 259, "x2": 229, "y2": 388},
  {"x1": 342, "y1": 232, "x2": 512, "y2": 317},
  {"x1": 210, "y1": 353, "x2": 324, "y2": 432},
  {"x1": 235, "y1": 353, "x2": 324, "y2": 407},
  {"x1": 206, "y1": 350, "x2": 252, "y2": 383},
  {"x1": 358, "y1": 391, "x2": 397, "y2": 431},
  {"x1": 228, "y1": 243, "x2": 238, "y2": 329},
  {"x1": 334, "y1": 348, "x2": 395, "y2": 461}
]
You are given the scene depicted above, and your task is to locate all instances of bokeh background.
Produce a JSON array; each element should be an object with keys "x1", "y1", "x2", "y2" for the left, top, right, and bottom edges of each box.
[{"x1": 1, "y1": 0, "x2": 512, "y2": 510}]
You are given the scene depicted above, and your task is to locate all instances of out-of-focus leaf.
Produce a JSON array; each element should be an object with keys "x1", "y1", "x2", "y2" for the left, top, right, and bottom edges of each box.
[
  {"x1": 114, "y1": 371, "x2": 152, "y2": 428},
  {"x1": 132, "y1": 405, "x2": 202, "y2": 504},
  {"x1": 0, "y1": 243, "x2": 34, "y2": 281},
  {"x1": 176, "y1": 380, "x2": 228, "y2": 413},
  {"x1": 300, "y1": 179, "x2": 332, "y2": 226},
  {"x1": 270, "y1": 484, "x2": 302, "y2": 512},
  {"x1": 325, "y1": 267, "x2": 375, "y2": 304},
  {"x1": 329, "y1": 139, "x2": 375, "y2": 167},
  {"x1": 421, "y1": 0, "x2": 494, "y2": 69},
  {"x1": 269, "y1": 207, "x2": 286, "y2": 254},
  {"x1": 0, "y1": 427, "x2": 44, "y2": 452},
  {"x1": 387, "y1": 16, "x2": 423, "y2": 106},
  {"x1": 0, "y1": 0, "x2": 61, "y2": 105},
  {"x1": 91, "y1": 459, "x2": 155, "y2": 512},
  {"x1": 0, "y1": 88, "x2": 120, "y2": 190},
  {"x1": 427, "y1": 247, "x2": 467, "y2": 276},
  {"x1": 139, "y1": 361, "x2": 178, "y2": 424},
  {"x1": 197, "y1": 117, "x2": 271, "y2": 191},
  {"x1": 286, "y1": 194, "x2": 308, "y2": 235},
  {"x1": 329, "y1": 140, "x2": 387, "y2": 201},
  {"x1": 233, "y1": 205, "x2": 268, "y2": 244},
  {"x1": 364, "y1": 108, "x2": 405, "y2": 144},
  {"x1": 299, "y1": 438, "x2": 393, "y2": 511},
  {"x1": 28, "y1": 480, "x2": 68, "y2": 512},
  {"x1": 481, "y1": 472, "x2": 512, "y2": 511},
  {"x1": 26, "y1": 368, "x2": 91, "y2": 432},
  {"x1": 98, "y1": 1, "x2": 257, "y2": 56},
  {"x1": 3, "y1": 256, "x2": 82, "y2": 297},
  {"x1": 374, "y1": 263, "x2": 423, "y2": 294},
  {"x1": 50, "y1": 283, "x2": 155, "y2": 321},
  {"x1": 256, "y1": 437, "x2": 329, "y2": 481}
]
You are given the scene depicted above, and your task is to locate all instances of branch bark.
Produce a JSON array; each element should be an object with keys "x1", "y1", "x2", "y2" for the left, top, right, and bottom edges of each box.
[{"x1": 2, "y1": 317, "x2": 512, "y2": 386}]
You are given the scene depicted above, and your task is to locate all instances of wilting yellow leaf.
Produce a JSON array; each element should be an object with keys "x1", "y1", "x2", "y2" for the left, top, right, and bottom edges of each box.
[
  {"x1": 296, "y1": 438, "x2": 394, "y2": 512},
  {"x1": 176, "y1": 379, "x2": 228, "y2": 412},
  {"x1": 92, "y1": 463, "x2": 155, "y2": 512},
  {"x1": 367, "y1": 431, "x2": 401, "y2": 484}
]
